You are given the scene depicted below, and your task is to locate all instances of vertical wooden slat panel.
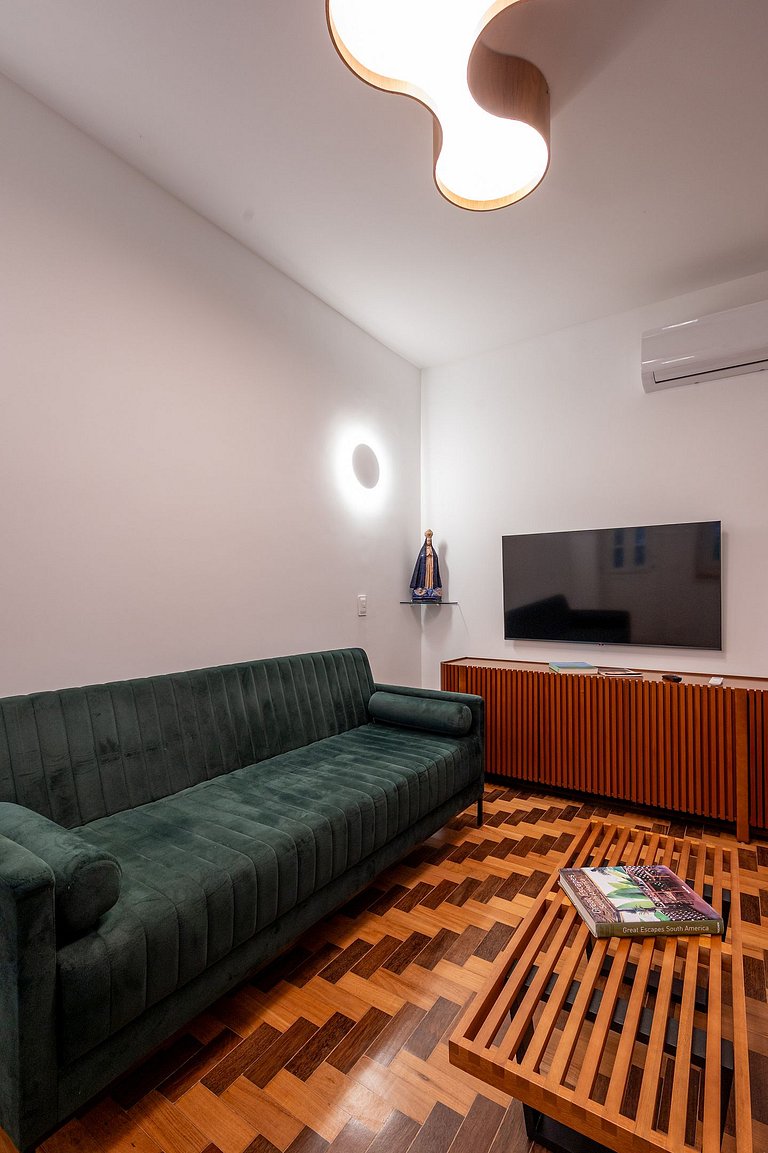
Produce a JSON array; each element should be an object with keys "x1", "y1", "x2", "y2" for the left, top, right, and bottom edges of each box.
[
  {"x1": 631, "y1": 677, "x2": 641, "y2": 807},
  {"x1": 668, "y1": 684, "x2": 678, "y2": 812},
  {"x1": 694, "y1": 685, "x2": 704, "y2": 816},
  {"x1": 741, "y1": 688, "x2": 758, "y2": 838},
  {"x1": 440, "y1": 660, "x2": 755, "y2": 833},
  {"x1": 717, "y1": 690, "x2": 726, "y2": 821},
  {"x1": 685, "y1": 682, "x2": 696, "y2": 816}
]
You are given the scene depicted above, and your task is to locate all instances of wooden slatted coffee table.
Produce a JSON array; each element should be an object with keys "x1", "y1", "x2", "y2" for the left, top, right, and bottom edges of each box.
[{"x1": 449, "y1": 820, "x2": 752, "y2": 1153}]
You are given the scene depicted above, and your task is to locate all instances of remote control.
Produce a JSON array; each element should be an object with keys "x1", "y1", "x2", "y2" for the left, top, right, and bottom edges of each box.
[{"x1": 661, "y1": 674, "x2": 682, "y2": 683}]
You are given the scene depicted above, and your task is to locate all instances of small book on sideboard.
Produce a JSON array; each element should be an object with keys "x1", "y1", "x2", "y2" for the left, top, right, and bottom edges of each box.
[{"x1": 548, "y1": 661, "x2": 596, "y2": 673}]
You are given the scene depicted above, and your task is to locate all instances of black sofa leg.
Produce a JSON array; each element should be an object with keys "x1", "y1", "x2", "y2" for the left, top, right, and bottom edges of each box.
[{"x1": 477, "y1": 796, "x2": 483, "y2": 827}]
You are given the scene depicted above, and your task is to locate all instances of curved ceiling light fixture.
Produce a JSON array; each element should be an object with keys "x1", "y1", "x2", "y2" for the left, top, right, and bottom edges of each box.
[{"x1": 326, "y1": 0, "x2": 550, "y2": 211}]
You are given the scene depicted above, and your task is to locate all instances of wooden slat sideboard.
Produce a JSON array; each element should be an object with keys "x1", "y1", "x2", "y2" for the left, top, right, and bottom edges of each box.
[{"x1": 441, "y1": 659, "x2": 768, "y2": 841}]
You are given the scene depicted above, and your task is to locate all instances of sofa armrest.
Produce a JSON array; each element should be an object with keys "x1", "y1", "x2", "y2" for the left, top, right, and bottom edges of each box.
[
  {"x1": 0, "y1": 834, "x2": 58, "y2": 1151},
  {"x1": 0, "y1": 803, "x2": 122, "y2": 941},
  {"x1": 373, "y1": 683, "x2": 484, "y2": 743}
]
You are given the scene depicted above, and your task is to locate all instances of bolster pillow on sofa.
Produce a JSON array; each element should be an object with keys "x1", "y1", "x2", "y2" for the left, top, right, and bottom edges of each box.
[
  {"x1": 0, "y1": 802, "x2": 121, "y2": 939},
  {"x1": 368, "y1": 691, "x2": 473, "y2": 736}
]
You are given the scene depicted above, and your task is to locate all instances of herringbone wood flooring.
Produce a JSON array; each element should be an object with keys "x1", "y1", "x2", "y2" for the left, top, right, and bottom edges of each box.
[{"x1": 3, "y1": 787, "x2": 767, "y2": 1153}]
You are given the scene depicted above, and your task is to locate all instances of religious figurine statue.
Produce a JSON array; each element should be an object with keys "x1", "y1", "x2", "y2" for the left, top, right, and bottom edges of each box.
[{"x1": 410, "y1": 529, "x2": 443, "y2": 602}]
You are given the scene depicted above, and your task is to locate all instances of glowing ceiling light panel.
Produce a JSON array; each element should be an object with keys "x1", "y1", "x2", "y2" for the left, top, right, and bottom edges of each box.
[{"x1": 326, "y1": 0, "x2": 550, "y2": 211}]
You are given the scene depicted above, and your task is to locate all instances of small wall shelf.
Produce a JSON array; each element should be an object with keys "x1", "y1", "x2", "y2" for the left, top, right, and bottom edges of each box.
[{"x1": 400, "y1": 601, "x2": 458, "y2": 605}]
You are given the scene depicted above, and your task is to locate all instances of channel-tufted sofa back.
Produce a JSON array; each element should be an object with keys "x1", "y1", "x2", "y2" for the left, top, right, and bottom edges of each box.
[{"x1": 0, "y1": 648, "x2": 375, "y2": 828}]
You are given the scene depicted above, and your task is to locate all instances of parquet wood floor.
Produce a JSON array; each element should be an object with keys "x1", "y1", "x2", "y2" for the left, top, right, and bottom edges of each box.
[{"x1": 3, "y1": 787, "x2": 767, "y2": 1153}]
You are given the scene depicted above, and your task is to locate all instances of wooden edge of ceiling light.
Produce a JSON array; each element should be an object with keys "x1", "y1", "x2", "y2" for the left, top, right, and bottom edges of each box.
[{"x1": 433, "y1": 46, "x2": 549, "y2": 212}]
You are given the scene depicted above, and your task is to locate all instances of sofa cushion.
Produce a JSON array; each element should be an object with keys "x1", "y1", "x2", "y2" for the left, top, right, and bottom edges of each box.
[
  {"x1": 56, "y1": 721, "x2": 479, "y2": 1062},
  {"x1": 0, "y1": 802, "x2": 121, "y2": 940},
  {"x1": 368, "y1": 691, "x2": 473, "y2": 736}
]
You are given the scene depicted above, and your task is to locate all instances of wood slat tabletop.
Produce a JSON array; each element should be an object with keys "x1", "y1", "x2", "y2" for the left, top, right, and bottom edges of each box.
[{"x1": 450, "y1": 820, "x2": 752, "y2": 1153}]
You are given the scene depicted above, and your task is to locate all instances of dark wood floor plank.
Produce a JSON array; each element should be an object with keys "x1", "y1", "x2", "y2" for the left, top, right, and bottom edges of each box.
[
  {"x1": 414, "y1": 929, "x2": 461, "y2": 972},
  {"x1": 350, "y1": 934, "x2": 404, "y2": 978},
  {"x1": 420, "y1": 880, "x2": 458, "y2": 910},
  {"x1": 327, "y1": 1007, "x2": 391, "y2": 1074},
  {"x1": 486, "y1": 1102, "x2": 527, "y2": 1153},
  {"x1": 317, "y1": 939, "x2": 374, "y2": 984},
  {"x1": 403, "y1": 1103, "x2": 463, "y2": 1153},
  {"x1": 382, "y1": 932, "x2": 431, "y2": 975},
  {"x1": 241, "y1": 1134, "x2": 280, "y2": 1153},
  {"x1": 366, "y1": 1002, "x2": 426, "y2": 1067},
  {"x1": 744, "y1": 954, "x2": 767, "y2": 1002},
  {"x1": 242, "y1": 1137, "x2": 282, "y2": 1153},
  {"x1": 749, "y1": 1051, "x2": 768, "y2": 1124},
  {"x1": 159, "y1": 1028, "x2": 241, "y2": 1102},
  {"x1": 287, "y1": 943, "x2": 344, "y2": 988},
  {"x1": 742, "y1": 892, "x2": 762, "y2": 925},
  {"x1": 285, "y1": 1128, "x2": 329, "y2": 1153},
  {"x1": 395, "y1": 883, "x2": 434, "y2": 912},
  {"x1": 494, "y1": 872, "x2": 525, "y2": 902},
  {"x1": 403, "y1": 998, "x2": 462, "y2": 1062},
  {"x1": 244, "y1": 1017, "x2": 320, "y2": 1089},
  {"x1": 473, "y1": 922, "x2": 516, "y2": 963},
  {"x1": 361, "y1": 1111, "x2": 420, "y2": 1153},
  {"x1": 446, "y1": 1095, "x2": 505, "y2": 1153},
  {"x1": 200, "y1": 1021, "x2": 282, "y2": 1095},
  {"x1": 284, "y1": 1012, "x2": 356, "y2": 1081},
  {"x1": 443, "y1": 925, "x2": 488, "y2": 967},
  {"x1": 488, "y1": 838, "x2": 518, "y2": 860},
  {"x1": 519, "y1": 869, "x2": 549, "y2": 898},
  {"x1": 468, "y1": 840, "x2": 497, "y2": 862},
  {"x1": 470, "y1": 875, "x2": 504, "y2": 904},
  {"x1": 325, "y1": 1119, "x2": 376, "y2": 1153},
  {"x1": 541, "y1": 807, "x2": 563, "y2": 823},
  {"x1": 444, "y1": 878, "x2": 481, "y2": 907},
  {"x1": 509, "y1": 835, "x2": 537, "y2": 858},
  {"x1": 448, "y1": 842, "x2": 477, "y2": 864},
  {"x1": 367, "y1": 885, "x2": 410, "y2": 916}
]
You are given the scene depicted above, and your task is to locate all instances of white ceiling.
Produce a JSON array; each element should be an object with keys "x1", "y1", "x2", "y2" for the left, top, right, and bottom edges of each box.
[{"x1": 1, "y1": 0, "x2": 767, "y2": 367}]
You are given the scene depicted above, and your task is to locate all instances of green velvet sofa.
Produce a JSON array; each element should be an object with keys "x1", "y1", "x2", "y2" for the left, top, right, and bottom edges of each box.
[{"x1": 0, "y1": 647, "x2": 484, "y2": 1152}]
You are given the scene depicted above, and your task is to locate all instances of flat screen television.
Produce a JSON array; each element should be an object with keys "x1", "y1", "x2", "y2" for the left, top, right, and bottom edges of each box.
[{"x1": 502, "y1": 521, "x2": 722, "y2": 650}]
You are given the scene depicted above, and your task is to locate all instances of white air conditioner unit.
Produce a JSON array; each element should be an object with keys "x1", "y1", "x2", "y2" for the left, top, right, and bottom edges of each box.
[{"x1": 641, "y1": 298, "x2": 768, "y2": 392}]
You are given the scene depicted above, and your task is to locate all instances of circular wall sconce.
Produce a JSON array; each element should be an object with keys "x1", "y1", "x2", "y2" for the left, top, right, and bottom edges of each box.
[
  {"x1": 352, "y1": 443, "x2": 381, "y2": 489},
  {"x1": 333, "y1": 426, "x2": 388, "y2": 515}
]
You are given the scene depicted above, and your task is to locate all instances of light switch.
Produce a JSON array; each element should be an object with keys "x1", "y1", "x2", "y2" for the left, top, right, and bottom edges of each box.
[{"x1": 357, "y1": 594, "x2": 367, "y2": 617}]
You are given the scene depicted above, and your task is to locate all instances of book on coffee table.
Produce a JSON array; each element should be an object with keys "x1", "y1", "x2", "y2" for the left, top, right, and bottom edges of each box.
[{"x1": 558, "y1": 864, "x2": 723, "y2": 937}]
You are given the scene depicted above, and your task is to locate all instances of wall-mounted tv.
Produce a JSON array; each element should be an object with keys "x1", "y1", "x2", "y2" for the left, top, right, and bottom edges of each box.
[{"x1": 502, "y1": 521, "x2": 722, "y2": 650}]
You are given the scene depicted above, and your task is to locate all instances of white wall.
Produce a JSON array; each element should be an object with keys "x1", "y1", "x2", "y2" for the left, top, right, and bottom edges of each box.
[
  {"x1": 0, "y1": 74, "x2": 422, "y2": 696},
  {"x1": 421, "y1": 270, "x2": 768, "y2": 684}
]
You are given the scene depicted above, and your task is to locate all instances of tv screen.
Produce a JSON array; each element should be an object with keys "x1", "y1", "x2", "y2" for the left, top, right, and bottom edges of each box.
[{"x1": 502, "y1": 521, "x2": 722, "y2": 650}]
